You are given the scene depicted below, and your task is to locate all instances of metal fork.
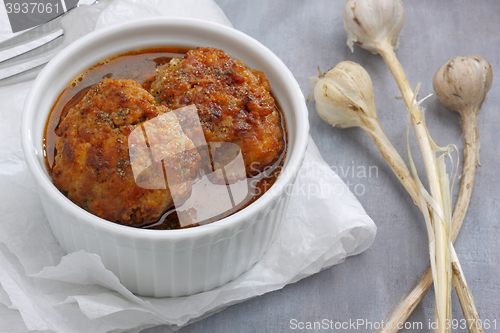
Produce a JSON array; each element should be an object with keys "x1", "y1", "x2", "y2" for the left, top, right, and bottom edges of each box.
[{"x1": 0, "y1": 0, "x2": 111, "y2": 85}]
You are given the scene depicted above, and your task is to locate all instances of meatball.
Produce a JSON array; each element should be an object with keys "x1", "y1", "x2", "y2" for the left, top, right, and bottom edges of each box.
[
  {"x1": 150, "y1": 47, "x2": 284, "y2": 174},
  {"x1": 52, "y1": 79, "x2": 189, "y2": 227}
]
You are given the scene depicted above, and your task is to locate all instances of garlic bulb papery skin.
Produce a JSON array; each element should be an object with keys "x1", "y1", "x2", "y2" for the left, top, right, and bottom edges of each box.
[
  {"x1": 434, "y1": 55, "x2": 492, "y2": 167},
  {"x1": 343, "y1": 0, "x2": 406, "y2": 54},
  {"x1": 310, "y1": 61, "x2": 421, "y2": 202},
  {"x1": 310, "y1": 61, "x2": 377, "y2": 129},
  {"x1": 433, "y1": 55, "x2": 493, "y2": 118}
]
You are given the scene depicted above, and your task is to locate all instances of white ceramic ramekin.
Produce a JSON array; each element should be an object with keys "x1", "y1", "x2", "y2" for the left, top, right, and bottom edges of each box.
[{"x1": 21, "y1": 18, "x2": 309, "y2": 297}]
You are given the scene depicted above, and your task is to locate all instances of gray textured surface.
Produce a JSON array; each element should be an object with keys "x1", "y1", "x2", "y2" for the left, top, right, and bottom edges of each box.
[{"x1": 143, "y1": 1, "x2": 500, "y2": 332}]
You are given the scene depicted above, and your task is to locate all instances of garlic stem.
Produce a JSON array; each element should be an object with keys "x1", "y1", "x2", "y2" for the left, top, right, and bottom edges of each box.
[
  {"x1": 384, "y1": 56, "x2": 492, "y2": 333},
  {"x1": 364, "y1": 121, "x2": 418, "y2": 202},
  {"x1": 374, "y1": 46, "x2": 483, "y2": 333},
  {"x1": 378, "y1": 206, "x2": 484, "y2": 333},
  {"x1": 378, "y1": 41, "x2": 451, "y2": 333},
  {"x1": 371, "y1": 123, "x2": 480, "y2": 333},
  {"x1": 377, "y1": 42, "x2": 414, "y2": 107},
  {"x1": 376, "y1": 269, "x2": 433, "y2": 333},
  {"x1": 348, "y1": 107, "x2": 480, "y2": 333},
  {"x1": 451, "y1": 113, "x2": 479, "y2": 241},
  {"x1": 451, "y1": 245, "x2": 483, "y2": 333}
]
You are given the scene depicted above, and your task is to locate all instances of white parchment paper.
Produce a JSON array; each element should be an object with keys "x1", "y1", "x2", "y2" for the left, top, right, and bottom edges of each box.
[{"x1": 0, "y1": 1, "x2": 377, "y2": 332}]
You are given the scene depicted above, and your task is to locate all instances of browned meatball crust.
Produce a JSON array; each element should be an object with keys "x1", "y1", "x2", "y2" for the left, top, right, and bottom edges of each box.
[
  {"x1": 52, "y1": 79, "x2": 175, "y2": 227},
  {"x1": 150, "y1": 47, "x2": 284, "y2": 174}
]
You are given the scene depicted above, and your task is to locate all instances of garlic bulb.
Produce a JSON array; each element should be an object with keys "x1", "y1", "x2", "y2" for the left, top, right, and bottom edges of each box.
[
  {"x1": 310, "y1": 61, "x2": 377, "y2": 129},
  {"x1": 434, "y1": 54, "x2": 492, "y2": 167},
  {"x1": 310, "y1": 61, "x2": 421, "y2": 203},
  {"x1": 433, "y1": 55, "x2": 493, "y2": 117},
  {"x1": 343, "y1": 0, "x2": 406, "y2": 54}
]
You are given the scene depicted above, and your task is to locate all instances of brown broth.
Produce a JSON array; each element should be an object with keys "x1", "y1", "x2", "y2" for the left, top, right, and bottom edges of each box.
[{"x1": 44, "y1": 47, "x2": 287, "y2": 230}]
